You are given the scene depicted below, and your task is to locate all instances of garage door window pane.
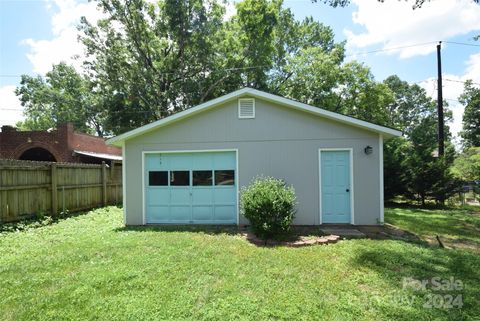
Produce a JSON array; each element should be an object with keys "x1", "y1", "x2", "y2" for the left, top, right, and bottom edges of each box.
[
  {"x1": 149, "y1": 171, "x2": 168, "y2": 186},
  {"x1": 215, "y1": 170, "x2": 235, "y2": 185},
  {"x1": 193, "y1": 171, "x2": 213, "y2": 186},
  {"x1": 171, "y1": 171, "x2": 190, "y2": 186}
]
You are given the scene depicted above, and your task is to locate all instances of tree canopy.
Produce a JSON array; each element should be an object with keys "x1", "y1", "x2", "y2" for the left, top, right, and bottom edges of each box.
[
  {"x1": 75, "y1": 0, "x2": 391, "y2": 134},
  {"x1": 15, "y1": 63, "x2": 105, "y2": 136},
  {"x1": 459, "y1": 81, "x2": 480, "y2": 148},
  {"x1": 382, "y1": 75, "x2": 457, "y2": 204},
  {"x1": 17, "y1": 0, "x2": 398, "y2": 135},
  {"x1": 452, "y1": 147, "x2": 480, "y2": 181}
]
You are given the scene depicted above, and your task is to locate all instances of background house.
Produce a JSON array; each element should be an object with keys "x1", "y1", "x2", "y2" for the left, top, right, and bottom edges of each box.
[{"x1": 0, "y1": 123, "x2": 122, "y2": 165}]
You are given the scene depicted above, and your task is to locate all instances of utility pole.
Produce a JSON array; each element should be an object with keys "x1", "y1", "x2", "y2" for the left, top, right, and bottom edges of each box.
[{"x1": 437, "y1": 41, "x2": 444, "y2": 157}]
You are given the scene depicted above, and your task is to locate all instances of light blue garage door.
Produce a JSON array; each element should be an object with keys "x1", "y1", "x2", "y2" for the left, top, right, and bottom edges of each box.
[
  {"x1": 321, "y1": 150, "x2": 352, "y2": 224},
  {"x1": 145, "y1": 151, "x2": 237, "y2": 224}
]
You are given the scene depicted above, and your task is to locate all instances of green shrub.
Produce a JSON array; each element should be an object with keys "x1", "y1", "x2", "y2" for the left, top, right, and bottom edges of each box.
[{"x1": 241, "y1": 176, "x2": 296, "y2": 239}]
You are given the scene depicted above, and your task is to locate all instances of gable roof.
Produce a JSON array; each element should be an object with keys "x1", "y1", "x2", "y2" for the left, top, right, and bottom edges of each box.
[{"x1": 106, "y1": 87, "x2": 402, "y2": 146}]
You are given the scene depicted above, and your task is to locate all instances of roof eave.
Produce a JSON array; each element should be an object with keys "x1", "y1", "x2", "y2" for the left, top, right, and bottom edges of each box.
[
  {"x1": 246, "y1": 90, "x2": 402, "y2": 138},
  {"x1": 105, "y1": 87, "x2": 402, "y2": 145},
  {"x1": 106, "y1": 87, "x2": 253, "y2": 146}
]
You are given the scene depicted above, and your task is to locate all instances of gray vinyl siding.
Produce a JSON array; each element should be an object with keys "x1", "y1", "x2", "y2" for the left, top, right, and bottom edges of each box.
[{"x1": 124, "y1": 97, "x2": 381, "y2": 225}]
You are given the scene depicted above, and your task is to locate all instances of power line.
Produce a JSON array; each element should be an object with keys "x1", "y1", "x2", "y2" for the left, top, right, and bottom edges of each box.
[
  {"x1": 430, "y1": 81, "x2": 436, "y2": 99},
  {"x1": 444, "y1": 78, "x2": 480, "y2": 86},
  {"x1": 0, "y1": 108, "x2": 153, "y2": 114},
  {"x1": 0, "y1": 41, "x2": 447, "y2": 78},
  {"x1": 0, "y1": 64, "x2": 272, "y2": 79},
  {"x1": 444, "y1": 98, "x2": 461, "y2": 103},
  {"x1": 0, "y1": 107, "x2": 178, "y2": 115},
  {"x1": 345, "y1": 41, "x2": 438, "y2": 57},
  {"x1": 345, "y1": 39, "x2": 480, "y2": 58},
  {"x1": 443, "y1": 41, "x2": 480, "y2": 48},
  {"x1": 0, "y1": 40, "x2": 476, "y2": 79}
]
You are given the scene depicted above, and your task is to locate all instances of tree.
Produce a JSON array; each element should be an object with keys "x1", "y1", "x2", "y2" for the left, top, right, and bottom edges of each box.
[
  {"x1": 459, "y1": 80, "x2": 480, "y2": 148},
  {"x1": 382, "y1": 75, "x2": 457, "y2": 203},
  {"x1": 268, "y1": 11, "x2": 346, "y2": 102},
  {"x1": 78, "y1": 0, "x2": 361, "y2": 134},
  {"x1": 383, "y1": 75, "x2": 437, "y2": 137},
  {"x1": 336, "y1": 62, "x2": 393, "y2": 125},
  {"x1": 381, "y1": 75, "x2": 433, "y2": 201},
  {"x1": 79, "y1": 0, "x2": 228, "y2": 133},
  {"x1": 267, "y1": 13, "x2": 392, "y2": 125},
  {"x1": 15, "y1": 63, "x2": 105, "y2": 136},
  {"x1": 401, "y1": 113, "x2": 458, "y2": 205},
  {"x1": 234, "y1": 0, "x2": 280, "y2": 89},
  {"x1": 270, "y1": 45, "x2": 344, "y2": 109},
  {"x1": 451, "y1": 147, "x2": 480, "y2": 181},
  {"x1": 383, "y1": 137, "x2": 408, "y2": 200}
]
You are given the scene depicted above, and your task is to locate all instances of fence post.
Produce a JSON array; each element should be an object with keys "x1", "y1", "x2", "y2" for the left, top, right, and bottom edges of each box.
[
  {"x1": 51, "y1": 163, "x2": 58, "y2": 216},
  {"x1": 102, "y1": 161, "x2": 107, "y2": 206}
]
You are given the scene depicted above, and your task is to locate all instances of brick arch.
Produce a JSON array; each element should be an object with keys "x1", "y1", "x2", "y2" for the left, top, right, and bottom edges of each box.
[{"x1": 13, "y1": 142, "x2": 61, "y2": 162}]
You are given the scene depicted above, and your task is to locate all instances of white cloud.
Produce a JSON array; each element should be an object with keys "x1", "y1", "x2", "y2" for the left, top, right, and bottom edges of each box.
[
  {"x1": 419, "y1": 53, "x2": 480, "y2": 144},
  {"x1": 2, "y1": 0, "x2": 105, "y2": 127},
  {"x1": 22, "y1": 0, "x2": 104, "y2": 74},
  {"x1": 224, "y1": 1, "x2": 237, "y2": 21},
  {"x1": 0, "y1": 86, "x2": 24, "y2": 127},
  {"x1": 345, "y1": 0, "x2": 480, "y2": 58},
  {"x1": 22, "y1": 28, "x2": 84, "y2": 74}
]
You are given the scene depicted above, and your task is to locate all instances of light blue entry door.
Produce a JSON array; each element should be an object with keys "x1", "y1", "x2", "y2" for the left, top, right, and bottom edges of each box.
[
  {"x1": 145, "y1": 151, "x2": 237, "y2": 224},
  {"x1": 320, "y1": 150, "x2": 351, "y2": 224}
]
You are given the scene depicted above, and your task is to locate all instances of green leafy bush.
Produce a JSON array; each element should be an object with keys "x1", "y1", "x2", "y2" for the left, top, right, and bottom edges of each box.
[{"x1": 241, "y1": 177, "x2": 296, "y2": 239}]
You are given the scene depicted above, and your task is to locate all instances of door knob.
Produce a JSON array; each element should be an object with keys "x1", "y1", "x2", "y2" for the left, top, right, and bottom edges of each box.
[{"x1": 346, "y1": 188, "x2": 350, "y2": 192}]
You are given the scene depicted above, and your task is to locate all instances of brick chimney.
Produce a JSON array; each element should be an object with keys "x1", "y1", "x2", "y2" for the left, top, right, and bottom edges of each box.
[
  {"x1": 57, "y1": 122, "x2": 75, "y2": 151},
  {"x1": 57, "y1": 122, "x2": 74, "y2": 134}
]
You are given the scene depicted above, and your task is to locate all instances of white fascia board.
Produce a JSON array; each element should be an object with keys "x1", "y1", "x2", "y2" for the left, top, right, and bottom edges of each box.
[
  {"x1": 246, "y1": 89, "x2": 402, "y2": 138},
  {"x1": 106, "y1": 87, "x2": 402, "y2": 146}
]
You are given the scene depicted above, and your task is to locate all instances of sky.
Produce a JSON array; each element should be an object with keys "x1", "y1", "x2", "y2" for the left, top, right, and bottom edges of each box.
[{"x1": 1, "y1": 0, "x2": 479, "y2": 143}]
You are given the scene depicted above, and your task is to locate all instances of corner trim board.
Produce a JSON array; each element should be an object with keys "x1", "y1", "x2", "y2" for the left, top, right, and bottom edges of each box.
[
  {"x1": 122, "y1": 146, "x2": 126, "y2": 225},
  {"x1": 379, "y1": 135, "x2": 384, "y2": 224}
]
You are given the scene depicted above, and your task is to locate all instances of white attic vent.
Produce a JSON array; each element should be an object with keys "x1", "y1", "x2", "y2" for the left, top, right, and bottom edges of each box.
[{"x1": 238, "y1": 98, "x2": 255, "y2": 119}]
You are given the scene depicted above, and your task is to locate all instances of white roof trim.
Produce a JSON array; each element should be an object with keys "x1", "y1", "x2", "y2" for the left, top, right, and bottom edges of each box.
[
  {"x1": 106, "y1": 87, "x2": 402, "y2": 146},
  {"x1": 73, "y1": 150, "x2": 123, "y2": 161}
]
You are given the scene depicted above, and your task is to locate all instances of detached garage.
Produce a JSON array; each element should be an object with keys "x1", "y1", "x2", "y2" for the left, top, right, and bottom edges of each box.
[{"x1": 107, "y1": 88, "x2": 401, "y2": 226}]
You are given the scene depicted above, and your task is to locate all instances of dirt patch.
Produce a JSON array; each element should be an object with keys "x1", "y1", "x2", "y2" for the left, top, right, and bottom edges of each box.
[
  {"x1": 356, "y1": 224, "x2": 423, "y2": 242},
  {"x1": 243, "y1": 232, "x2": 340, "y2": 247},
  {"x1": 424, "y1": 235, "x2": 480, "y2": 253}
]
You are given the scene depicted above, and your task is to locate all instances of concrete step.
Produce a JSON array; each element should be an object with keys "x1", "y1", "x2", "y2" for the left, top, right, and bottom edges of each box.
[{"x1": 319, "y1": 228, "x2": 366, "y2": 238}]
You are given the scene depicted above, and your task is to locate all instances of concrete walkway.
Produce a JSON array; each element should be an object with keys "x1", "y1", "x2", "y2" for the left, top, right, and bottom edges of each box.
[{"x1": 320, "y1": 228, "x2": 366, "y2": 238}]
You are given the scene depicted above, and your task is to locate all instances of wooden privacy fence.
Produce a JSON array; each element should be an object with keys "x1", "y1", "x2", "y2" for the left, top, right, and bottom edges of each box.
[{"x1": 0, "y1": 159, "x2": 122, "y2": 223}]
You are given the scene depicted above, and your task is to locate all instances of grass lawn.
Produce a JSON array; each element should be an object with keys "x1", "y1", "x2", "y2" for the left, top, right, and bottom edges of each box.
[
  {"x1": 1, "y1": 207, "x2": 479, "y2": 320},
  {"x1": 385, "y1": 205, "x2": 480, "y2": 253}
]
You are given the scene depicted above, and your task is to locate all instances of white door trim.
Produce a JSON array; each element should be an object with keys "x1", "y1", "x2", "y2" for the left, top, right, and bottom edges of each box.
[
  {"x1": 318, "y1": 148, "x2": 355, "y2": 225},
  {"x1": 142, "y1": 149, "x2": 239, "y2": 225}
]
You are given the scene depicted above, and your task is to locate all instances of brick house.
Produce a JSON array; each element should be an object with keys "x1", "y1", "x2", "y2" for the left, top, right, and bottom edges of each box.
[{"x1": 0, "y1": 123, "x2": 122, "y2": 164}]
